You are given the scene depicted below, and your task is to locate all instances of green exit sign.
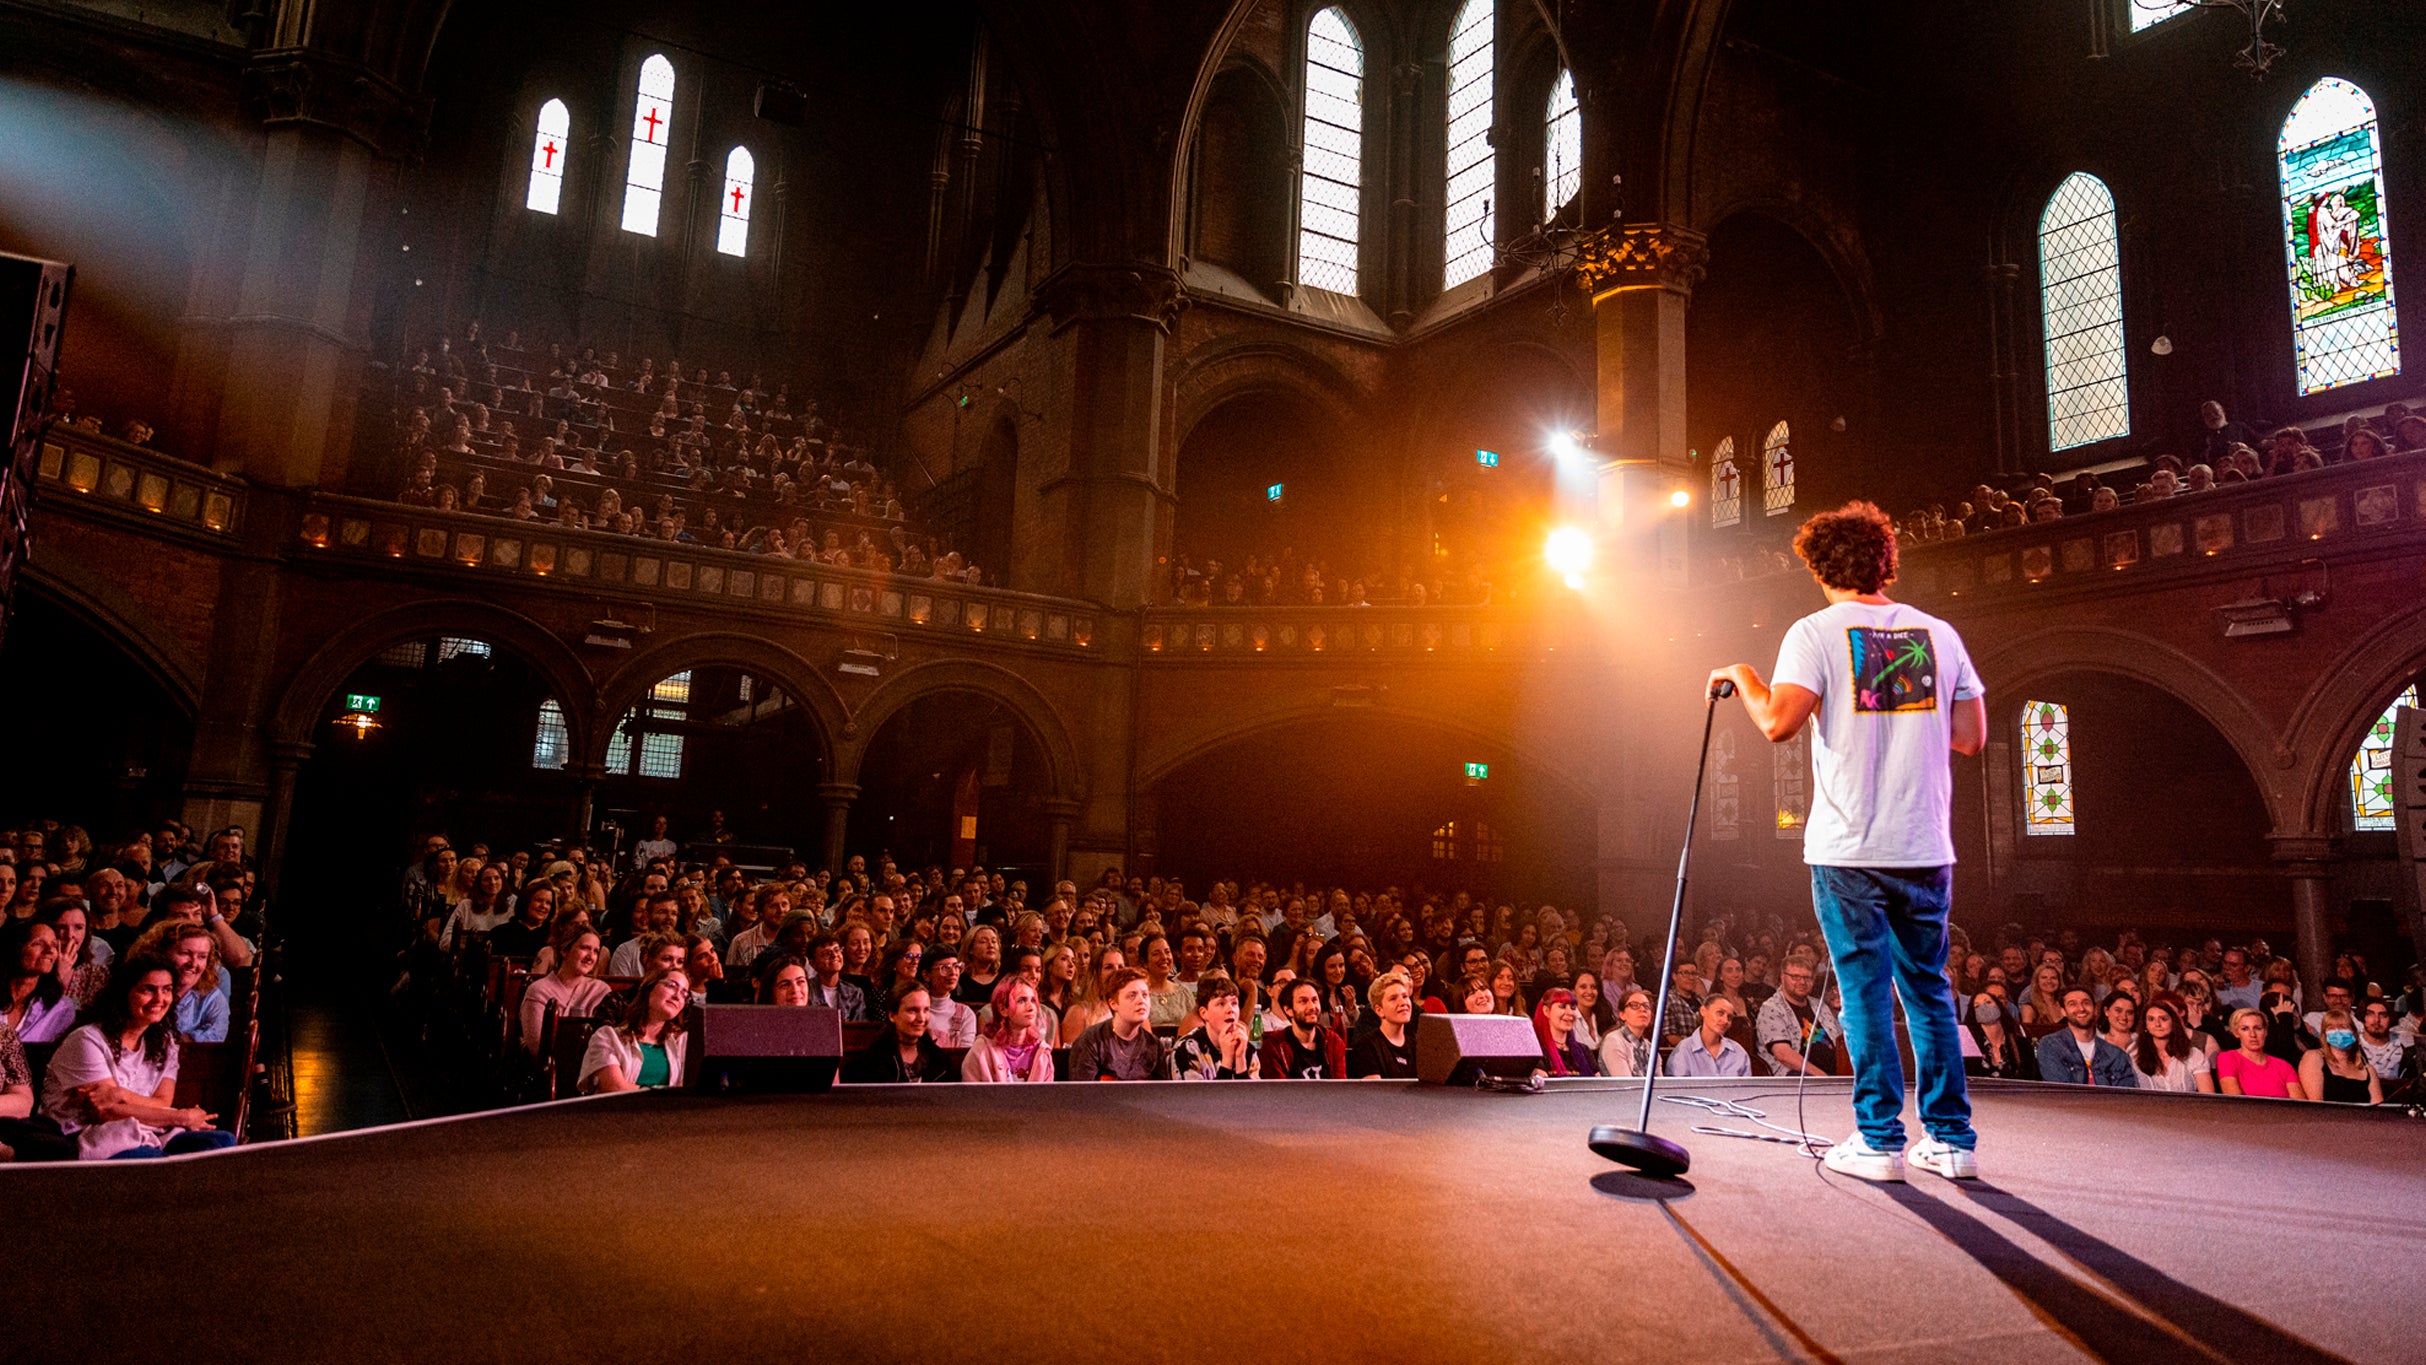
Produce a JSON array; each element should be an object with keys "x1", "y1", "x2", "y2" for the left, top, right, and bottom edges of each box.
[
  {"x1": 1475, "y1": 449, "x2": 1500, "y2": 467},
  {"x1": 345, "y1": 693, "x2": 381, "y2": 713},
  {"x1": 1464, "y1": 761, "x2": 1490, "y2": 781},
  {"x1": 1267, "y1": 483, "x2": 1285, "y2": 502}
]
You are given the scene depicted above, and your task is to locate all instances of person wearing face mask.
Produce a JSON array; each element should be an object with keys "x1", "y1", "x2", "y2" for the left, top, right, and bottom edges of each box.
[{"x1": 2299, "y1": 1009, "x2": 2382, "y2": 1105}]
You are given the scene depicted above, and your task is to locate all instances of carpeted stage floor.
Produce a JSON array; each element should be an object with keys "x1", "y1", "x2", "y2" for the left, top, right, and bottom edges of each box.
[{"x1": 7, "y1": 1078, "x2": 2422, "y2": 1363}]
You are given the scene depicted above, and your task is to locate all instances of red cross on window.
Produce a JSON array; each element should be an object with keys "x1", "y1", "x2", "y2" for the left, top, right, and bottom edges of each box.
[
  {"x1": 1771, "y1": 448, "x2": 1792, "y2": 480},
  {"x1": 541, "y1": 140, "x2": 559, "y2": 169},
  {"x1": 641, "y1": 106, "x2": 663, "y2": 143},
  {"x1": 1716, "y1": 463, "x2": 1738, "y2": 498},
  {"x1": 729, "y1": 185, "x2": 746, "y2": 215}
]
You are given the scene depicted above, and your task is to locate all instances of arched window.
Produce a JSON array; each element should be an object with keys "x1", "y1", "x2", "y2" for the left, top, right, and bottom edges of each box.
[
  {"x1": 1298, "y1": 8, "x2": 1364, "y2": 296},
  {"x1": 2039, "y1": 172, "x2": 2129, "y2": 452},
  {"x1": 1430, "y1": 820, "x2": 1459, "y2": 860},
  {"x1": 1709, "y1": 436, "x2": 1741, "y2": 529},
  {"x1": 2130, "y1": 0, "x2": 2194, "y2": 31},
  {"x1": 1710, "y1": 729, "x2": 1740, "y2": 841},
  {"x1": 717, "y1": 147, "x2": 755, "y2": 257},
  {"x1": 2280, "y1": 78, "x2": 2401, "y2": 395},
  {"x1": 2350, "y1": 684, "x2": 2418, "y2": 830},
  {"x1": 1774, "y1": 729, "x2": 1808, "y2": 839},
  {"x1": 2021, "y1": 700, "x2": 2074, "y2": 836},
  {"x1": 620, "y1": 54, "x2": 676, "y2": 237},
  {"x1": 606, "y1": 671, "x2": 691, "y2": 778},
  {"x1": 532, "y1": 699, "x2": 569, "y2": 770},
  {"x1": 526, "y1": 98, "x2": 570, "y2": 214},
  {"x1": 1443, "y1": 0, "x2": 1496, "y2": 290},
  {"x1": 1543, "y1": 68, "x2": 1579, "y2": 221},
  {"x1": 1761, "y1": 420, "x2": 1794, "y2": 516}
]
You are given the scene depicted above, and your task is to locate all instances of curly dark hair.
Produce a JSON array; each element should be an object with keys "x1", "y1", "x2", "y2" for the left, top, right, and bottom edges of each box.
[{"x1": 1792, "y1": 500, "x2": 1899, "y2": 594}]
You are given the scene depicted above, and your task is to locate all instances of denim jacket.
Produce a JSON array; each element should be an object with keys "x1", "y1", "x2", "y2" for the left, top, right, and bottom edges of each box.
[{"x1": 2034, "y1": 1029, "x2": 2137, "y2": 1088}]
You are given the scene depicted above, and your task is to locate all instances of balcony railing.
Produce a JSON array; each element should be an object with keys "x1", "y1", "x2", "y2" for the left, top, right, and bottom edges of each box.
[
  {"x1": 1140, "y1": 604, "x2": 1566, "y2": 659},
  {"x1": 296, "y1": 495, "x2": 1101, "y2": 652},
  {"x1": 1891, "y1": 449, "x2": 2426, "y2": 603},
  {"x1": 33, "y1": 425, "x2": 243, "y2": 538}
]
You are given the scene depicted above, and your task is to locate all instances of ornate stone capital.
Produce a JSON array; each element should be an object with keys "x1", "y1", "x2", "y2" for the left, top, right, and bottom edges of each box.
[
  {"x1": 1033, "y1": 263, "x2": 1188, "y2": 335},
  {"x1": 243, "y1": 49, "x2": 432, "y2": 160},
  {"x1": 1572, "y1": 222, "x2": 1709, "y2": 299}
]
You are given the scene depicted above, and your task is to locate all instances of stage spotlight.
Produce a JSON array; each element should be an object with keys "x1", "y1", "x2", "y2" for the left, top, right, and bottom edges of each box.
[
  {"x1": 1668, "y1": 488, "x2": 1692, "y2": 509},
  {"x1": 1545, "y1": 526, "x2": 1594, "y2": 589},
  {"x1": 1549, "y1": 431, "x2": 1585, "y2": 463}
]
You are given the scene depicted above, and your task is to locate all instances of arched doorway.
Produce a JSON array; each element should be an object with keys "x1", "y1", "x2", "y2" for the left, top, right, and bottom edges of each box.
[
  {"x1": 0, "y1": 591, "x2": 194, "y2": 835},
  {"x1": 849, "y1": 690, "x2": 1057, "y2": 879},
  {"x1": 592, "y1": 663, "x2": 827, "y2": 868},
  {"x1": 1149, "y1": 712, "x2": 1595, "y2": 908}
]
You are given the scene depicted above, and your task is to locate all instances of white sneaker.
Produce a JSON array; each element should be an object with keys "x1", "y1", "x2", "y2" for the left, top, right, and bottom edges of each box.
[
  {"x1": 1909, "y1": 1137, "x2": 1979, "y2": 1179},
  {"x1": 1822, "y1": 1133, "x2": 1906, "y2": 1182}
]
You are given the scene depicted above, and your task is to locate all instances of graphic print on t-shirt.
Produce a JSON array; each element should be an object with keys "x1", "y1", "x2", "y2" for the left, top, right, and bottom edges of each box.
[{"x1": 1845, "y1": 626, "x2": 1939, "y2": 714}]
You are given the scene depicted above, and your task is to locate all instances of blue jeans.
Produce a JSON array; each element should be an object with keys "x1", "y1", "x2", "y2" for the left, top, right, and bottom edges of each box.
[
  {"x1": 107, "y1": 1129, "x2": 239, "y2": 1159},
  {"x1": 1809, "y1": 865, "x2": 1973, "y2": 1152}
]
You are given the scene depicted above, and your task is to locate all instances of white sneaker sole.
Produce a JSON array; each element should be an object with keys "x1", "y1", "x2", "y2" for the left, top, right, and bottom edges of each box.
[
  {"x1": 1911, "y1": 1150, "x2": 1979, "y2": 1179},
  {"x1": 1823, "y1": 1149, "x2": 1906, "y2": 1183}
]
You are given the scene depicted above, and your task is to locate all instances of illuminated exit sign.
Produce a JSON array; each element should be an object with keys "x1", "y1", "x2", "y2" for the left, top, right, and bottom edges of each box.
[
  {"x1": 1267, "y1": 483, "x2": 1285, "y2": 502},
  {"x1": 1476, "y1": 449, "x2": 1500, "y2": 467},
  {"x1": 1464, "y1": 761, "x2": 1490, "y2": 781},
  {"x1": 345, "y1": 693, "x2": 381, "y2": 713}
]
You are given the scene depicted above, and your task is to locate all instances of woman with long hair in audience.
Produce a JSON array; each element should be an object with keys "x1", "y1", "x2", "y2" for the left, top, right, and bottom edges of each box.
[
  {"x1": 1532, "y1": 988, "x2": 1595, "y2": 1077},
  {"x1": 958, "y1": 924, "x2": 1004, "y2": 1006},
  {"x1": 1059, "y1": 943, "x2": 1124, "y2": 1046},
  {"x1": 1600, "y1": 988, "x2": 1659, "y2": 1079},
  {"x1": 962, "y1": 977, "x2": 1054, "y2": 1082},
  {"x1": 40, "y1": 954, "x2": 233, "y2": 1158},
  {"x1": 2174, "y1": 972, "x2": 2228, "y2": 1053},
  {"x1": 579, "y1": 966, "x2": 690, "y2": 1094},
  {"x1": 2, "y1": 919, "x2": 75, "y2": 1044},
  {"x1": 37, "y1": 900, "x2": 110, "y2": 1010},
  {"x1": 528, "y1": 905, "x2": 599, "y2": 978},
  {"x1": 2259, "y1": 989, "x2": 2314, "y2": 1065},
  {"x1": 2076, "y1": 947, "x2": 2116, "y2": 1000},
  {"x1": 2098, "y1": 992, "x2": 2140, "y2": 1057},
  {"x1": 1570, "y1": 970, "x2": 1612, "y2": 1054},
  {"x1": 2133, "y1": 999, "x2": 2214, "y2": 1093},
  {"x1": 877, "y1": 940, "x2": 926, "y2": 1010},
  {"x1": 1488, "y1": 961, "x2": 1525, "y2": 1017},
  {"x1": 841, "y1": 922, "x2": 879, "y2": 999},
  {"x1": 754, "y1": 954, "x2": 813, "y2": 1006},
  {"x1": 1456, "y1": 973, "x2": 1496, "y2": 1016},
  {"x1": 2019, "y1": 963, "x2": 2069, "y2": 1035},
  {"x1": 2299, "y1": 1008, "x2": 2382, "y2": 1105},
  {"x1": 1038, "y1": 941, "x2": 1083, "y2": 1024},
  {"x1": 2217, "y1": 1008, "x2": 2307, "y2": 1100},
  {"x1": 520, "y1": 923, "x2": 611, "y2": 1056},
  {"x1": 1963, "y1": 990, "x2": 2035, "y2": 1080},
  {"x1": 1308, "y1": 939, "x2": 1362, "y2": 1035},
  {"x1": 131, "y1": 920, "x2": 226, "y2": 1043},
  {"x1": 843, "y1": 986, "x2": 956, "y2": 1084}
]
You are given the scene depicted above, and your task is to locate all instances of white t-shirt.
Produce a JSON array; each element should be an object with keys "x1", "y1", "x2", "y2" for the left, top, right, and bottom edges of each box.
[{"x1": 1771, "y1": 599, "x2": 1983, "y2": 867}]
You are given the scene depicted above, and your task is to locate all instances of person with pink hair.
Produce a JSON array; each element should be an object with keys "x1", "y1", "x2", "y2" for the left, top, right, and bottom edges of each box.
[
  {"x1": 1533, "y1": 988, "x2": 1595, "y2": 1077},
  {"x1": 961, "y1": 976, "x2": 1055, "y2": 1082}
]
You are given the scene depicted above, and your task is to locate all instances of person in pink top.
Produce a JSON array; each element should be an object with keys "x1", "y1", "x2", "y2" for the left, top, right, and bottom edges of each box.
[
  {"x1": 2216, "y1": 1008, "x2": 2308, "y2": 1100},
  {"x1": 961, "y1": 977, "x2": 1054, "y2": 1083}
]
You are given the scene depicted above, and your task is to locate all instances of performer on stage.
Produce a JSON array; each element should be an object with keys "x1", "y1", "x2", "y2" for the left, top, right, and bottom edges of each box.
[{"x1": 1708, "y1": 501, "x2": 1986, "y2": 1182}]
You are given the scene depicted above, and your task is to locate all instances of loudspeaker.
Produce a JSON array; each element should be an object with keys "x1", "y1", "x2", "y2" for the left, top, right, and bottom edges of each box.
[
  {"x1": 1416, "y1": 1012, "x2": 1542, "y2": 1086},
  {"x1": 0, "y1": 252, "x2": 72, "y2": 657},
  {"x1": 692, "y1": 1004, "x2": 844, "y2": 1092}
]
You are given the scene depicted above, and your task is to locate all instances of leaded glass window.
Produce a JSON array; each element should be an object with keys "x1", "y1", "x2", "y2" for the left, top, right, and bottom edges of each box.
[
  {"x1": 1431, "y1": 820, "x2": 1458, "y2": 860},
  {"x1": 2350, "y1": 684, "x2": 2418, "y2": 831},
  {"x1": 1761, "y1": 421, "x2": 1794, "y2": 516},
  {"x1": 1298, "y1": 8, "x2": 1363, "y2": 296},
  {"x1": 1472, "y1": 821, "x2": 1504, "y2": 863},
  {"x1": 1710, "y1": 729, "x2": 1739, "y2": 841},
  {"x1": 1710, "y1": 437, "x2": 1741, "y2": 529},
  {"x1": 1443, "y1": 0, "x2": 1496, "y2": 290},
  {"x1": 1774, "y1": 728, "x2": 1808, "y2": 839},
  {"x1": 532, "y1": 699, "x2": 569, "y2": 770},
  {"x1": 437, "y1": 637, "x2": 491, "y2": 661},
  {"x1": 2281, "y1": 79, "x2": 2401, "y2": 395},
  {"x1": 621, "y1": 54, "x2": 676, "y2": 237},
  {"x1": 717, "y1": 147, "x2": 754, "y2": 257},
  {"x1": 527, "y1": 98, "x2": 570, "y2": 215},
  {"x1": 2022, "y1": 701, "x2": 2074, "y2": 836},
  {"x1": 1543, "y1": 68, "x2": 1579, "y2": 222},
  {"x1": 606, "y1": 671, "x2": 691, "y2": 778},
  {"x1": 2130, "y1": 0, "x2": 2194, "y2": 31},
  {"x1": 2040, "y1": 173, "x2": 2130, "y2": 452}
]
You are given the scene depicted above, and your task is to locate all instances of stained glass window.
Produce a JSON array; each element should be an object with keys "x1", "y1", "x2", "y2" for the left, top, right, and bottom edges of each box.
[
  {"x1": 1443, "y1": 0, "x2": 1496, "y2": 290},
  {"x1": 2040, "y1": 173, "x2": 2130, "y2": 452},
  {"x1": 1774, "y1": 728, "x2": 1808, "y2": 839},
  {"x1": 1710, "y1": 728, "x2": 1739, "y2": 841},
  {"x1": 532, "y1": 699, "x2": 569, "y2": 770},
  {"x1": 1709, "y1": 436, "x2": 1741, "y2": 529},
  {"x1": 607, "y1": 671, "x2": 691, "y2": 778},
  {"x1": 1543, "y1": 68, "x2": 1579, "y2": 222},
  {"x1": 1298, "y1": 9, "x2": 1363, "y2": 296},
  {"x1": 2350, "y1": 684, "x2": 2418, "y2": 830},
  {"x1": 621, "y1": 54, "x2": 676, "y2": 237},
  {"x1": 2280, "y1": 79, "x2": 2401, "y2": 395},
  {"x1": 1761, "y1": 420, "x2": 1794, "y2": 516},
  {"x1": 716, "y1": 147, "x2": 754, "y2": 257},
  {"x1": 527, "y1": 98, "x2": 570, "y2": 215},
  {"x1": 2021, "y1": 701, "x2": 2074, "y2": 835},
  {"x1": 437, "y1": 637, "x2": 491, "y2": 661},
  {"x1": 2130, "y1": 0, "x2": 2195, "y2": 31}
]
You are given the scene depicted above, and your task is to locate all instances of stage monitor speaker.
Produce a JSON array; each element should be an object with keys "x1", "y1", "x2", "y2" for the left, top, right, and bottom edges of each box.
[
  {"x1": 1416, "y1": 1012, "x2": 1542, "y2": 1086},
  {"x1": 755, "y1": 82, "x2": 809, "y2": 126},
  {"x1": 0, "y1": 252, "x2": 72, "y2": 658},
  {"x1": 693, "y1": 1004, "x2": 843, "y2": 1093}
]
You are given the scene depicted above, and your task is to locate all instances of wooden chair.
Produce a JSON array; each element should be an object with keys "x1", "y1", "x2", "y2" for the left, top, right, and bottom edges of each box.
[{"x1": 551, "y1": 1016, "x2": 610, "y2": 1099}]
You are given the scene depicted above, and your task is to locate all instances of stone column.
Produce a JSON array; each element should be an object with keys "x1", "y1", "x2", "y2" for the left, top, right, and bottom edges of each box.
[
  {"x1": 1041, "y1": 798, "x2": 1080, "y2": 884},
  {"x1": 1574, "y1": 224, "x2": 1708, "y2": 925},
  {"x1": 568, "y1": 762, "x2": 604, "y2": 849},
  {"x1": 1031, "y1": 263, "x2": 1185, "y2": 606},
  {"x1": 818, "y1": 782, "x2": 860, "y2": 876},
  {"x1": 2270, "y1": 834, "x2": 2339, "y2": 1001},
  {"x1": 257, "y1": 738, "x2": 315, "y2": 913}
]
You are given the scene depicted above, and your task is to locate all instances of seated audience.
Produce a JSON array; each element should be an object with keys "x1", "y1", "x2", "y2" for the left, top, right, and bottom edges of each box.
[
  {"x1": 2299, "y1": 1008, "x2": 2381, "y2": 1105},
  {"x1": 1666, "y1": 996, "x2": 1750, "y2": 1077},
  {"x1": 3, "y1": 918, "x2": 77, "y2": 1044},
  {"x1": 922, "y1": 946, "x2": 978, "y2": 1047},
  {"x1": 1068, "y1": 969, "x2": 1171, "y2": 1081},
  {"x1": 1755, "y1": 958, "x2": 1838, "y2": 1077},
  {"x1": 2132, "y1": 1000, "x2": 2213, "y2": 1093},
  {"x1": 39, "y1": 955, "x2": 235, "y2": 1158},
  {"x1": 1346, "y1": 969, "x2": 1417, "y2": 1079},
  {"x1": 2034, "y1": 987, "x2": 2137, "y2": 1087},
  {"x1": 0, "y1": 1018, "x2": 77, "y2": 1161},
  {"x1": 1963, "y1": 991, "x2": 2036, "y2": 1080},
  {"x1": 1533, "y1": 988, "x2": 1595, "y2": 1077},
  {"x1": 845, "y1": 987, "x2": 956, "y2": 1084},
  {"x1": 1260, "y1": 977, "x2": 1346, "y2": 1079},
  {"x1": 521, "y1": 924, "x2": 611, "y2": 1055},
  {"x1": 1174, "y1": 975, "x2": 1258, "y2": 1080},
  {"x1": 578, "y1": 967, "x2": 690, "y2": 1094},
  {"x1": 1600, "y1": 988, "x2": 1659, "y2": 1078},
  {"x1": 2216, "y1": 1008, "x2": 2307, "y2": 1100},
  {"x1": 803, "y1": 933, "x2": 875, "y2": 1022},
  {"x1": 132, "y1": 920, "x2": 227, "y2": 1043},
  {"x1": 962, "y1": 978, "x2": 1054, "y2": 1083}
]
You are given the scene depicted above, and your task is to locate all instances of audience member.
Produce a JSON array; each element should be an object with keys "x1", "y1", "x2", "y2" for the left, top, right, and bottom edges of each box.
[
  {"x1": 2216, "y1": 1009, "x2": 2306, "y2": 1100},
  {"x1": 1068, "y1": 969, "x2": 1170, "y2": 1080},
  {"x1": 1174, "y1": 975, "x2": 1258, "y2": 1080},
  {"x1": 2034, "y1": 987, "x2": 2136, "y2": 1087},
  {"x1": 578, "y1": 967, "x2": 690, "y2": 1093},
  {"x1": 1347, "y1": 969, "x2": 1417, "y2": 1079},
  {"x1": 39, "y1": 954, "x2": 235, "y2": 1158},
  {"x1": 962, "y1": 978, "x2": 1054, "y2": 1082},
  {"x1": 1260, "y1": 977, "x2": 1346, "y2": 1079}
]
